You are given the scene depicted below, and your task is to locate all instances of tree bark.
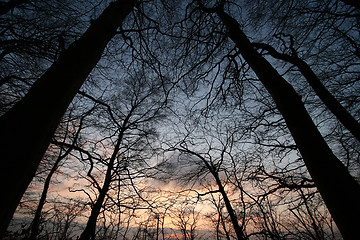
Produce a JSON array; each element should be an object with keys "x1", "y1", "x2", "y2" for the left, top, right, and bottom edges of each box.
[
  {"x1": 0, "y1": 0, "x2": 136, "y2": 236},
  {"x1": 253, "y1": 42, "x2": 360, "y2": 143},
  {"x1": 213, "y1": 7, "x2": 360, "y2": 240}
]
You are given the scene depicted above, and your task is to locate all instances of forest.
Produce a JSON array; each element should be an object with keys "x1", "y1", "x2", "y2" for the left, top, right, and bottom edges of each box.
[{"x1": 0, "y1": 0, "x2": 359, "y2": 239}]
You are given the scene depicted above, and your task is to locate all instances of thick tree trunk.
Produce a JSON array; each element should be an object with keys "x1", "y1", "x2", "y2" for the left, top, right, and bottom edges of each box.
[
  {"x1": 253, "y1": 42, "x2": 360, "y2": 142},
  {"x1": 214, "y1": 8, "x2": 360, "y2": 240},
  {"x1": 0, "y1": 0, "x2": 136, "y2": 236}
]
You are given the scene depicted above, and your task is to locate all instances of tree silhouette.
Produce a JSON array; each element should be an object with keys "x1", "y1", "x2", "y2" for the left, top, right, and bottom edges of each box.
[
  {"x1": 0, "y1": 0, "x2": 136, "y2": 235},
  {"x1": 2, "y1": 0, "x2": 359, "y2": 239},
  {"x1": 253, "y1": 40, "x2": 360, "y2": 143},
  {"x1": 194, "y1": 1, "x2": 360, "y2": 238},
  {"x1": 29, "y1": 108, "x2": 91, "y2": 239},
  {"x1": 78, "y1": 70, "x2": 168, "y2": 240}
]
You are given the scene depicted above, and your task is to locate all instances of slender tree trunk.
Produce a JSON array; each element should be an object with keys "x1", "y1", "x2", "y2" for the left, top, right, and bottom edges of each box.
[
  {"x1": 29, "y1": 155, "x2": 62, "y2": 240},
  {"x1": 156, "y1": 216, "x2": 159, "y2": 240},
  {"x1": 182, "y1": 146, "x2": 246, "y2": 240},
  {"x1": 78, "y1": 159, "x2": 115, "y2": 240},
  {"x1": 29, "y1": 114, "x2": 85, "y2": 240},
  {"x1": 219, "y1": 212, "x2": 231, "y2": 240},
  {"x1": 213, "y1": 172, "x2": 246, "y2": 240},
  {"x1": 79, "y1": 186, "x2": 110, "y2": 240},
  {"x1": 213, "y1": 8, "x2": 360, "y2": 240},
  {"x1": 253, "y1": 42, "x2": 360, "y2": 142},
  {"x1": 79, "y1": 120, "x2": 129, "y2": 240},
  {"x1": 0, "y1": 0, "x2": 136, "y2": 236},
  {"x1": 180, "y1": 145, "x2": 246, "y2": 239}
]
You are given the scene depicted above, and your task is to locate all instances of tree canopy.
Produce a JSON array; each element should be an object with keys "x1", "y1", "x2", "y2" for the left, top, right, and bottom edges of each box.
[{"x1": 1, "y1": 0, "x2": 359, "y2": 239}]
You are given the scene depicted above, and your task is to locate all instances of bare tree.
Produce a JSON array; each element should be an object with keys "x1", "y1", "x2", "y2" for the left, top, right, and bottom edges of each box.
[
  {"x1": 2, "y1": 0, "x2": 359, "y2": 238},
  {"x1": 0, "y1": 0, "x2": 86, "y2": 113},
  {"x1": 28, "y1": 108, "x2": 92, "y2": 239},
  {"x1": 174, "y1": 146, "x2": 246, "y2": 240},
  {"x1": 205, "y1": 193, "x2": 232, "y2": 240},
  {"x1": 252, "y1": 39, "x2": 360, "y2": 142},
  {"x1": 190, "y1": 1, "x2": 360, "y2": 238},
  {"x1": 0, "y1": 0, "x2": 136, "y2": 234},
  {"x1": 170, "y1": 203, "x2": 200, "y2": 240},
  {"x1": 68, "y1": 67, "x2": 168, "y2": 239}
]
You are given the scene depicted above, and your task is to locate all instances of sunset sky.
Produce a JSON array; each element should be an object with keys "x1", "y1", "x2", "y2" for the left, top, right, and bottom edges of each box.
[{"x1": 2, "y1": 0, "x2": 359, "y2": 239}]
